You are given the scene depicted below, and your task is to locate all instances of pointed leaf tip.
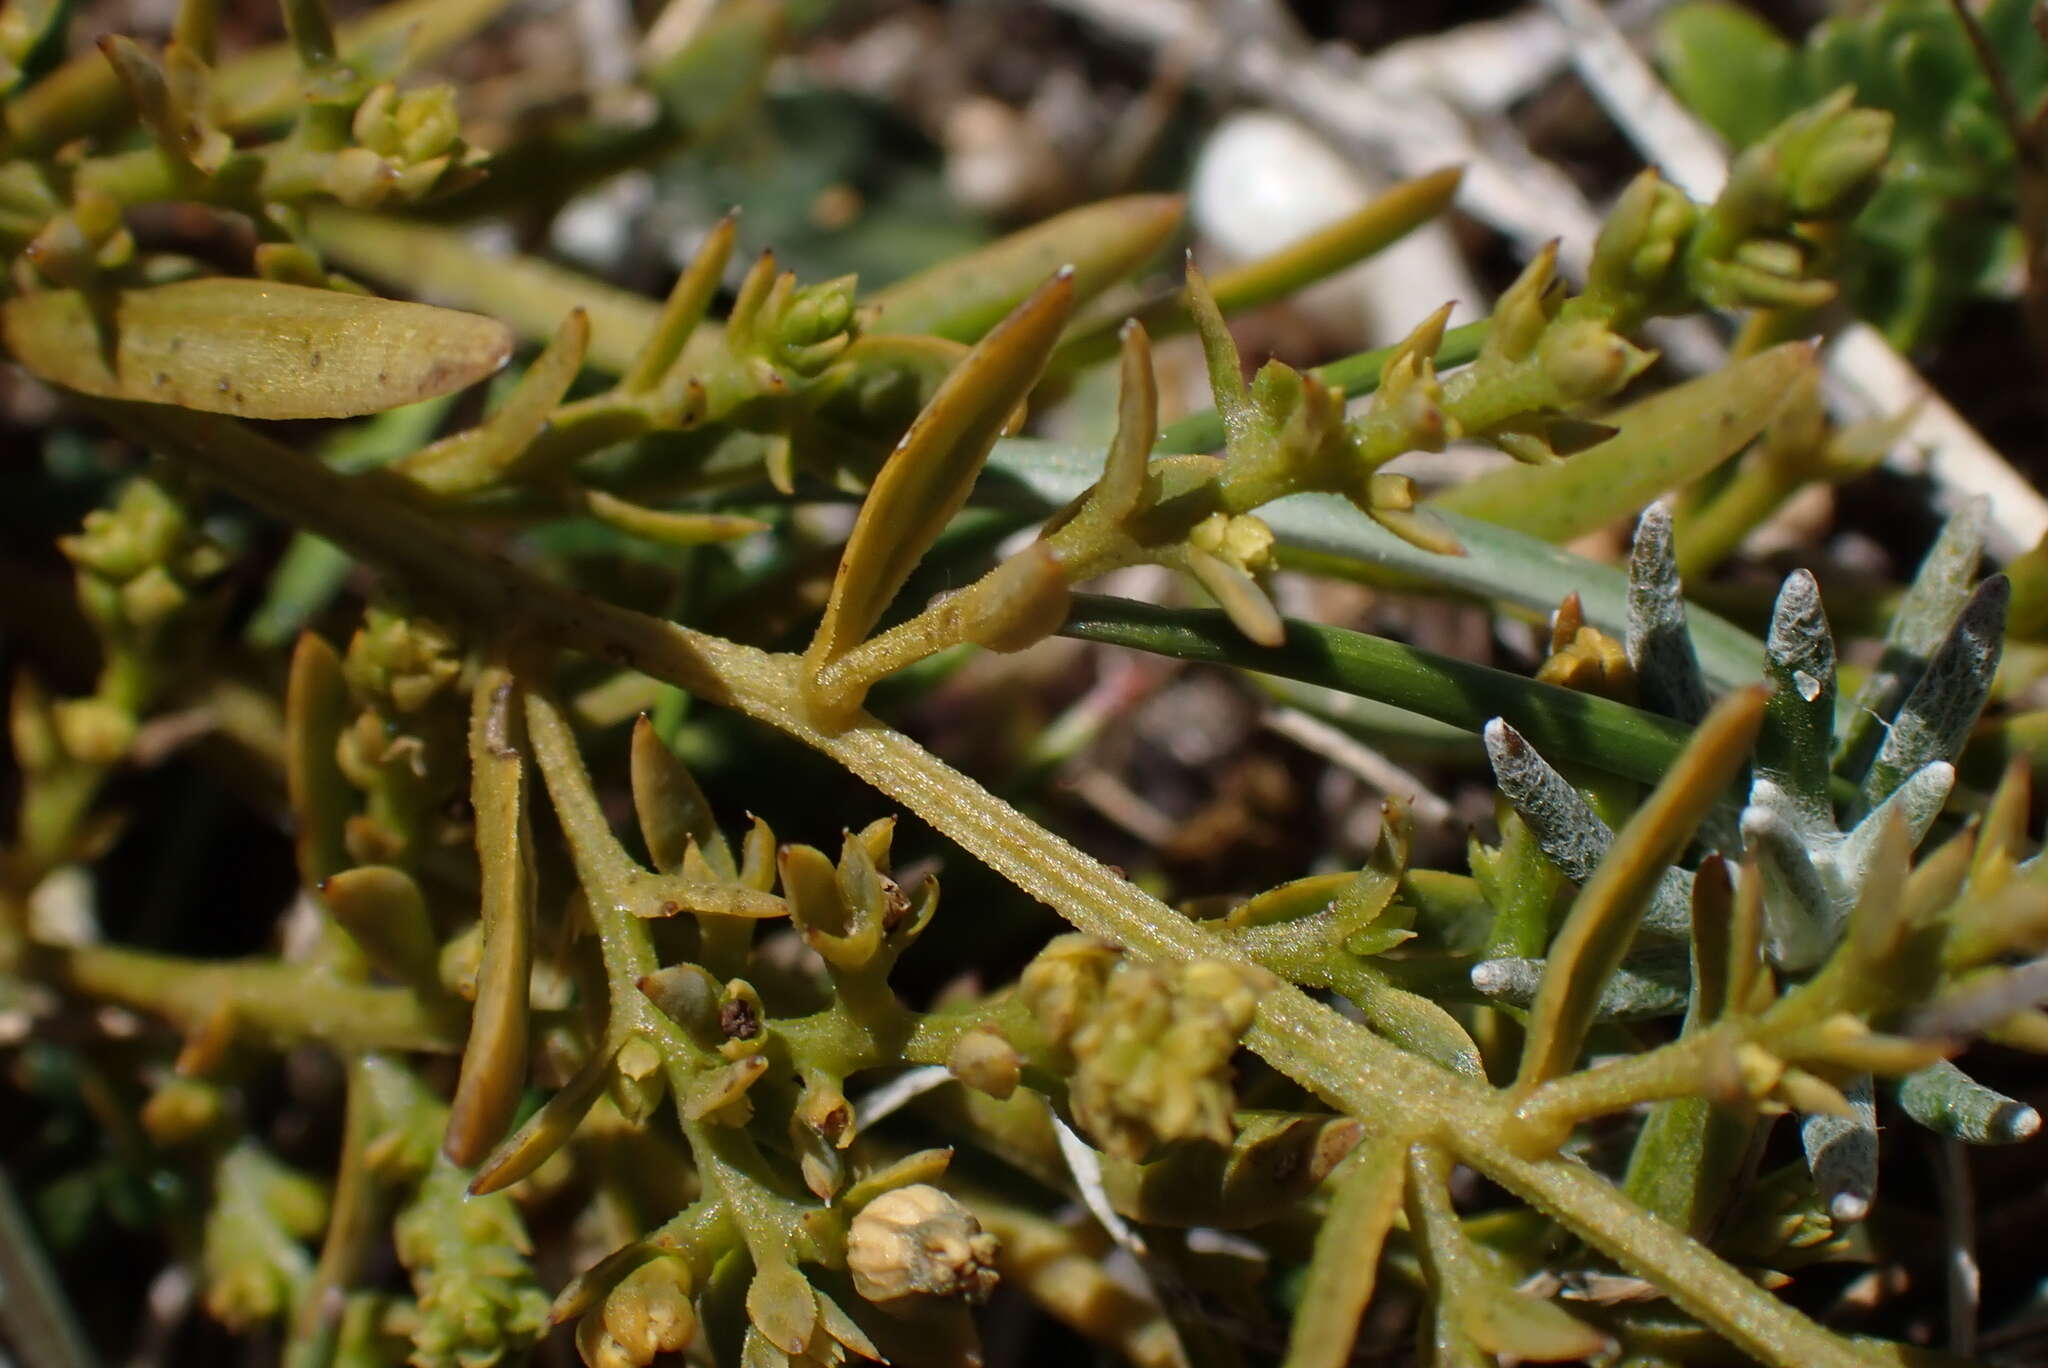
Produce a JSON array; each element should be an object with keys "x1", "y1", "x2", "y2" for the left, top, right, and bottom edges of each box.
[{"x1": 804, "y1": 269, "x2": 1075, "y2": 712}]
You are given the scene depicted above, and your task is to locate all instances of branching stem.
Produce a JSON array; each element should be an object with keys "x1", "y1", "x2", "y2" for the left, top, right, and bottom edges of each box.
[{"x1": 106, "y1": 399, "x2": 1884, "y2": 1368}]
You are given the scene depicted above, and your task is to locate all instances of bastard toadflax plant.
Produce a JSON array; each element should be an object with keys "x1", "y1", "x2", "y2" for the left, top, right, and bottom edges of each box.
[{"x1": 2, "y1": 0, "x2": 2047, "y2": 1365}]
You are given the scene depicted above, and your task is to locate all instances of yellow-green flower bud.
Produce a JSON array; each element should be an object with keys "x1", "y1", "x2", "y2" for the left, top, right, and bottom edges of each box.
[
  {"x1": 62, "y1": 478, "x2": 198, "y2": 584},
  {"x1": 396, "y1": 87, "x2": 462, "y2": 165},
  {"x1": 1584, "y1": 171, "x2": 1695, "y2": 316},
  {"x1": 52, "y1": 698, "x2": 134, "y2": 766},
  {"x1": 1019, "y1": 934, "x2": 1119, "y2": 1051},
  {"x1": 328, "y1": 145, "x2": 398, "y2": 209},
  {"x1": 846, "y1": 1184, "x2": 1000, "y2": 1306},
  {"x1": 1067, "y1": 958, "x2": 1264, "y2": 1161},
  {"x1": 141, "y1": 1077, "x2": 226, "y2": 1145},
  {"x1": 947, "y1": 1028, "x2": 1021, "y2": 1099},
  {"x1": 778, "y1": 276, "x2": 857, "y2": 349},
  {"x1": 201, "y1": 1144, "x2": 327, "y2": 1329},
  {"x1": 117, "y1": 564, "x2": 189, "y2": 633},
  {"x1": 1536, "y1": 319, "x2": 1654, "y2": 403},
  {"x1": 394, "y1": 1159, "x2": 549, "y2": 1368},
  {"x1": 343, "y1": 607, "x2": 462, "y2": 715},
  {"x1": 1775, "y1": 95, "x2": 1890, "y2": 220},
  {"x1": 351, "y1": 83, "x2": 401, "y2": 155}
]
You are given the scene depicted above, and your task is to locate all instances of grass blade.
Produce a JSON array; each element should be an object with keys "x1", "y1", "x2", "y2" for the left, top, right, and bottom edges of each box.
[{"x1": 1064, "y1": 595, "x2": 1696, "y2": 788}]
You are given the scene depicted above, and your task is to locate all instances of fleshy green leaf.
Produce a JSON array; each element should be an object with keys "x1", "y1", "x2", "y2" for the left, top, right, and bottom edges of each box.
[
  {"x1": 804, "y1": 270, "x2": 1075, "y2": 713},
  {"x1": 1799, "y1": 1075, "x2": 1877, "y2": 1224},
  {"x1": 1757, "y1": 570, "x2": 1837, "y2": 829},
  {"x1": 3, "y1": 279, "x2": 514, "y2": 419},
  {"x1": 1279, "y1": 1134, "x2": 1406, "y2": 1368},
  {"x1": 444, "y1": 663, "x2": 536, "y2": 1166},
  {"x1": 1431, "y1": 342, "x2": 1816, "y2": 542},
  {"x1": 1055, "y1": 167, "x2": 1463, "y2": 369},
  {"x1": 868, "y1": 195, "x2": 1182, "y2": 342},
  {"x1": 1483, "y1": 719, "x2": 1694, "y2": 937}
]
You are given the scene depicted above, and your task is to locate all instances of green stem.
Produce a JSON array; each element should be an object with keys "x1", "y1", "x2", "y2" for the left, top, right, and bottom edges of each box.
[
  {"x1": 0, "y1": 0, "x2": 510, "y2": 156},
  {"x1": 286, "y1": 1055, "x2": 382, "y2": 1368},
  {"x1": 1053, "y1": 167, "x2": 1464, "y2": 372},
  {"x1": 107, "y1": 399, "x2": 1882, "y2": 1368},
  {"x1": 1154, "y1": 321, "x2": 1492, "y2": 455},
  {"x1": 42, "y1": 942, "x2": 459, "y2": 1051},
  {"x1": 303, "y1": 208, "x2": 672, "y2": 374}
]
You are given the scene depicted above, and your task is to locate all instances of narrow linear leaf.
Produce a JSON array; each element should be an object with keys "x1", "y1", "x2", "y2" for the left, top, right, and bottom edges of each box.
[
  {"x1": 1280, "y1": 1134, "x2": 1407, "y2": 1368},
  {"x1": 1407, "y1": 1145, "x2": 1610, "y2": 1363},
  {"x1": 1839, "y1": 761, "x2": 1954, "y2": 886},
  {"x1": 623, "y1": 211, "x2": 737, "y2": 393},
  {"x1": 1690, "y1": 856, "x2": 1735, "y2": 1027},
  {"x1": 1471, "y1": 948, "x2": 1691, "y2": 1020},
  {"x1": 1619, "y1": 861, "x2": 1754, "y2": 1237},
  {"x1": 445, "y1": 664, "x2": 536, "y2": 1166},
  {"x1": 469, "y1": 1043, "x2": 622, "y2": 1195},
  {"x1": 628, "y1": 872, "x2": 786, "y2": 921},
  {"x1": 1351, "y1": 964, "x2": 1484, "y2": 1075},
  {"x1": 1095, "y1": 322, "x2": 1157, "y2": 523},
  {"x1": 1056, "y1": 167, "x2": 1463, "y2": 369},
  {"x1": 395, "y1": 307, "x2": 590, "y2": 496},
  {"x1": 578, "y1": 491, "x2": 767, "y2": 548},
  {"x1": 630, "y1": 714, "x2": 734, "y2": 879},
  {"x1": 1740, "y1": 801, "x2": 1838, "y2": 973},
  {"x1": 3, "y1": 279, "x2": 514, "y2": 419},
  {"x1": 1065, "y1": 595, "x2": 1695, "y2": 789},
  {"x1": 868, "y1": 195, "x2": 1182, "y2": 342},
  {"x1": 805, "y1": 270, "x2": 1076, "y2": 695},
  {"x1": 1431, "y1": 342, "x2": 1815, "y2": 541},
  {"x1": 0, "y1": 1166, "x2": 97, "y2": 1368},
  {"x1": 304, "y1": 206, "x2": 667, "y2": 373},
  {"x1": 284, "y1": 632, "x2": 352, "y2": 886},
  {"x1": 1516, "y1": 687, "x2": 1767, "y2": 1091}
]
